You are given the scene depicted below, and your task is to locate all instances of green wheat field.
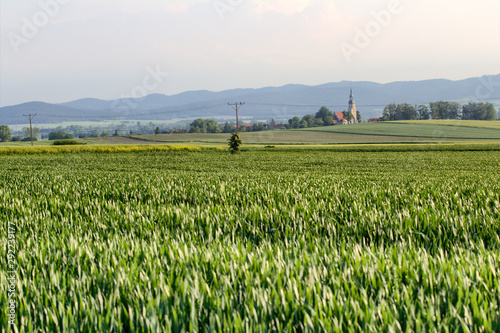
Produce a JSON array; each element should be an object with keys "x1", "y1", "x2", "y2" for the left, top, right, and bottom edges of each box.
[{"x1": 1, "y1": 144, "x2": 500, "y2": 332}]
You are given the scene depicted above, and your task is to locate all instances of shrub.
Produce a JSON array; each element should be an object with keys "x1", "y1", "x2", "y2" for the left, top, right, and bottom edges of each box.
[
  {"x1": 52, "y1": 139, "x2": 84, "y2": 146},
  {"x1": 228, "y1": 133, "x2": 242, "y2": 154}
]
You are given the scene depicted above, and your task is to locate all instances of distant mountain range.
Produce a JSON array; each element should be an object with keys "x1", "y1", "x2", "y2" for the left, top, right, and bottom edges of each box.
[{"x1": 1, "y1": 75, "x2": 499, "y2": 125}]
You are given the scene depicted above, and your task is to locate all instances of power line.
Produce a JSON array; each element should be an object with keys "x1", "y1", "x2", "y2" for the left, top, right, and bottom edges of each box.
[
  {"x1": 23, "y1": 114, "x2": 37, "y2": 146},
  {"x1": 228, "y1": 102, "x2": 245, "y2": 133},
  {"x1": 246, "y1": 102, "x2": 388, "y2": 108}
]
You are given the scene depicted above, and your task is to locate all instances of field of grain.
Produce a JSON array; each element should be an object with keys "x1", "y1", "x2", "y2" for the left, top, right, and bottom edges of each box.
[
  {"x1": 397, "y1": 119, "x2": 500, "y2": 130},
  {"x1": 123, "y1": 120, "x2": 500, "y2": 145},
  {"x1": 127, "y1": 131, "x2": 431, "y2": 145},
  {"x1": 1, "y1": 149, "x2": 499, "y2": 332},
  {"x1": 300, "y1": 121, "x2": 500, "y2": 140}
]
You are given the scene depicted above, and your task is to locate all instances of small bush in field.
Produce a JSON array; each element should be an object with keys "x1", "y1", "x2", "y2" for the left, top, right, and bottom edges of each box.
[{"x1": 52, "y1": 139, "x2": 84, "y2": 146}]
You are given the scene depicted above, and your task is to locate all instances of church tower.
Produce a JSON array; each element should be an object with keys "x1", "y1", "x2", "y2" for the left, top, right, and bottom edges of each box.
[{"x1": 348, "y1": 88, "x2": 358, "y2": 124}]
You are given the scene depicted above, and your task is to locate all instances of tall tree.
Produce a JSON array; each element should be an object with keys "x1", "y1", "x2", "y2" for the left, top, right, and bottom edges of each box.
[
  {"x1": 206, "y1": 119, "x2": 222, "y2": 133},
  {"x1": 302, "y1": 114, "x2": 316, "y2": 128},
  {"x1": 253, "y1": 122, "x2": 265, "y2": 131},
  {"x1": 382, "y1": 103, "x2": 396, "y2": 121},
  {"x1": 430, "y1": 101, "x2": 460, "y2": 120},
  {"x1": 22, "y1": 127, "x2": 40, "y2": 140},
  {"x1": 417, "y1": 105, "x2": 430, "y2": 120},
  {"x1": 316, "y1": 107, "x2": 334, "y2": 125},
  {"x1": 189, "y1": 118, "x2": 222, "y2": 133},
  {"x1": 313, "y1": 118, "x2": 324, "y2": 127},
  {"x1": 395, "y1": 104, "x2": 417, "y2": 120},
  {"x1": 462, "y1": 102, "x2": 497, "y2": 120},
  {"x1": 222, "y1": 122, "x2": 233, "y2": 133},
  {"x1": 0, "y1": 125, "x2": 11, "y2": 142},
  {"x1": 288, "y1": 116, "x2": 301, "y2": 129}
]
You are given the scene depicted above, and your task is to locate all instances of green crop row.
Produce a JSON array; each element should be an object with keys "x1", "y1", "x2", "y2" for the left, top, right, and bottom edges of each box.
[
  {"x1": 2, "y1": 142, "x2": 500, "y2": 155},
  {"x1": 1, "y1": 150, "x2": 499, "y2": 332},
  {"x1": 0, "y1": 144, "x2": 207, "y2": 155}
]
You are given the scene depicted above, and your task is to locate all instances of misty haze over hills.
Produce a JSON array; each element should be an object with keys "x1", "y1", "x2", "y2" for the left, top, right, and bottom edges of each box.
[{"x1": 1, "y1": 75, "x2": 499, "y2": 125}]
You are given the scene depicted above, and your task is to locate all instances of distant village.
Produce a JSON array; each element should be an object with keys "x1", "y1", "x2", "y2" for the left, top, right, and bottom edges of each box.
[{"x1": 187, "y1": 89, "x2": 362, "y2": 134}]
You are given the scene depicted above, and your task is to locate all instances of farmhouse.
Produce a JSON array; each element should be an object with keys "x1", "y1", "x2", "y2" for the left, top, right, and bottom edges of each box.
[{"x1": 334, "y1": 112, "x2": 348, "y2": 125}]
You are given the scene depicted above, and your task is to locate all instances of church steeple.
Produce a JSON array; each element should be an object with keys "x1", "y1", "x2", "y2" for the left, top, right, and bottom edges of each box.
[{"x1": 348, "y1": 88, "x2": 358, "y2": 124}]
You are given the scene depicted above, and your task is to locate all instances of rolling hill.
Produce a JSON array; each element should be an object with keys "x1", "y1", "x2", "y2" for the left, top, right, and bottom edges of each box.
[{"x1": 1, "y1": 74, "x2": 499, "y2": 125}]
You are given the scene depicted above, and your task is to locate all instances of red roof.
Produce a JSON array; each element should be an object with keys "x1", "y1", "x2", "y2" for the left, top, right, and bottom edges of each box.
[
  {"x1": 335, "y1": 112, "x2": 345, "y2": 120},
  {"x1": 234, "y1": 124, "x2": 253, "y2": 129}
]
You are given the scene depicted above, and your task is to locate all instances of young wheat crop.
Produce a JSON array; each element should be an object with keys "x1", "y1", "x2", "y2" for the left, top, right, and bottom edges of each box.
[{"x1": 1, "y1": 151, "x2": 499, "y2": 332}]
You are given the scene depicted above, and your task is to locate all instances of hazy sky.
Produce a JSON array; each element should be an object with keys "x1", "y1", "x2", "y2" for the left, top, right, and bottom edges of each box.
[{"x1": 1, "y1": 0, "x2": 499, "y2": 106}]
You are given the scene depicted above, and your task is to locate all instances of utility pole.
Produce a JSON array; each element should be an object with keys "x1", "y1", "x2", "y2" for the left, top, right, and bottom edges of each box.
[
  {"x1": 23, "y1": 114, "x2": 37, "y2": 146},
  {"x1": 228, "y1": 102, "x2": 245, "y2": 133}
]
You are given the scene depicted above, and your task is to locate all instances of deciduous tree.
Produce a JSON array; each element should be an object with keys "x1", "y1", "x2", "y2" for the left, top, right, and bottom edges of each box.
[
  {"x1": 316, "y1": 107, "x2": 334, "y2": 125},
  {"x1": 417, "y1": 105, "x2": 430, "y2": 120},
  {"x1": 461, "y1": 102, "x2": 497, "y2": 120},
  {"x1": 288, "y1": 116, "x2": 301, "y2": 129},
  {"x1": 382, "y1": 103, "x2": 396, "y2": 121},
  {"x1": 222, "y1": 122, "x2": 233, "y2": 133},
  {"x1": 430, "y1": 101, "x2": 460, "y2": 120},
  {"x1": 23, "y1": 127, "x2": 40, "y2": 140},
  {"x1": 0, "y1": 125, "x2": 11, "y2": 142}
]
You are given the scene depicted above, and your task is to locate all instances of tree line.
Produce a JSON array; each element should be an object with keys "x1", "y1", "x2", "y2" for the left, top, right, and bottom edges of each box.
[
  {"x1": 0, "y1": 122, "x2": 185, "y2": 142},
  {"x1": 188, "y1": 106, "x2": 363, "y2": 133},
  {"x1": 382, "y1": 102, "x2": 498, "y2": 121},
  {"x1": 189, "y1": 119, "x2": 272, "y2": 134},
  {"x1": 0, "y1": 125, "x2": 41, "y2": 142}
]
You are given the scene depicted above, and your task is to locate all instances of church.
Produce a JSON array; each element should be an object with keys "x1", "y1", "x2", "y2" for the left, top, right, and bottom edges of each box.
[{"x1": 333, "y1": 89, "x2": 358, "y2": 125}]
